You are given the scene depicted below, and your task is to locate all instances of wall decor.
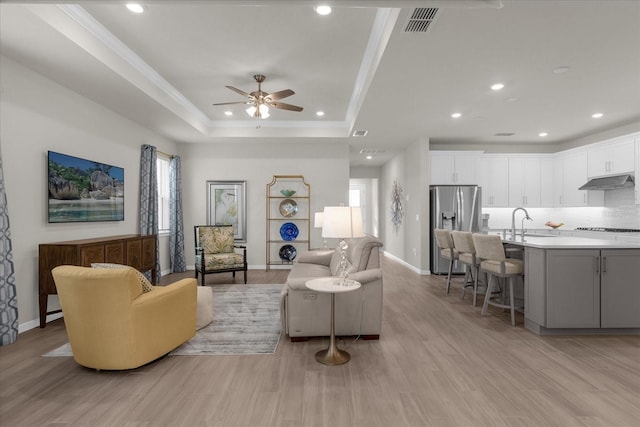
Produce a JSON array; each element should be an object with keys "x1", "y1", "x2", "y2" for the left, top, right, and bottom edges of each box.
[
  {"x1": 206, "y1": 180, "x2": 246, "y2": 242},
  {"x1": 47, "y1": 151, "x2": 124, "y2": 223},
  {"x1": 390, "y1": 178, "x2": 404, "y2": 233},
  {"x1": 266, "y1": 175, "x2": 310, "y2": 270}
]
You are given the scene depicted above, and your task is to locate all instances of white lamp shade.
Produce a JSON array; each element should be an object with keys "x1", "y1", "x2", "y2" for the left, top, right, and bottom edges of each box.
[
  {"x1": 314, "y1": 212, "x2": 324, "y2": 228},
  {"x1": 321, "y1": 206, "x2": 364, "y2": 239}
]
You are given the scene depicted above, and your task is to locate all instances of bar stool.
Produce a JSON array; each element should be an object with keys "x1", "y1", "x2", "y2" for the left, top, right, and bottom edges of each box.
[
  {"x1": 472, "y1": 234, "x2": 524, "y2": 326},
  {"x1": 434, "y1": 229, "x2": 458, "y2": 294},
  {"x1": 451, "y1": 231, "x2": 483, "y2": 307}
]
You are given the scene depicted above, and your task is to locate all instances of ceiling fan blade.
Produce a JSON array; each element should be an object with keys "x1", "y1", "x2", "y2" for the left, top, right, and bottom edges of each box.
[
  {"x1": 225, "y1": 85, "x2": 251, "y2": 97},
  {"x1": 212, "y1": 101, "x2": 250, "y2": 106},
  {"x1": 267, "y1": 89, "x2": 295, "y2": 101},
  {"x1": 269, "y1": 101, "x2": 303, "y2": 112}
]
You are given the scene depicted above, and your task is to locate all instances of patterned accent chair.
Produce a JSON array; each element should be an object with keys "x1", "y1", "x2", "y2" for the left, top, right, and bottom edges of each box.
[{"x1": 194, "y1": 225, "x2": 247, "y2": 285}]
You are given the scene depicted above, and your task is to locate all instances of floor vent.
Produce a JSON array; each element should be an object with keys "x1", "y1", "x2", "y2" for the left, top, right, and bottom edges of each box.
[{"x1": 404, "y1": 8, "x2": 439, "y2": 33}]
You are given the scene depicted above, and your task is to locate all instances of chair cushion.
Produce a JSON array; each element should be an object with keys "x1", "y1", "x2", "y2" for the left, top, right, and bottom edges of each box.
[
  {"x1": 480, "y1": 258, "x2": 523, "y2": 275},
  {"x1": 198, "y1": 226, "x2": 234, "y2": 254},
  {"x1": 91, "y1": 263, "x2": 154, "y2": 293},
  {"x1": 440, "y1": 248, "x2": 459, "y2": 260},
  {"x1": 458, "y1": 252, "x2": 477, "y2": 265},
  {"x1": 197, "y1": 253, "x2": 244, "y2": 271}
]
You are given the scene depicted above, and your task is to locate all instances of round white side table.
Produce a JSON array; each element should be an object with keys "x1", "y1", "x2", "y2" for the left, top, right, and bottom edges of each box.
[{"x1": 305, "y1": 277, "x2": 361, "y2": 365}]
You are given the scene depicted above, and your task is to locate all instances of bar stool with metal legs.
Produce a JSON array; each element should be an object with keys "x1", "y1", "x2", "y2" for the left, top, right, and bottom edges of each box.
[
  {"x1": 472, "y1": 233, "x2": 524, "y2": 326},
  {"x1": 434, "y1": 229, "x2": 458, "y2": 294},
  {"x1": 451, "y1": 231, "x2": 484, "y2": 306}
]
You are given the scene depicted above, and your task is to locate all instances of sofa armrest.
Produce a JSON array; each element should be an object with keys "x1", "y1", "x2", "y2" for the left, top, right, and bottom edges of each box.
[
  {"x1": 133, "y1": 278, "x2": 197, "y2": 345},
  {"x1": 296, "y1": 249, "x2": 334, "y2": 266},
  {"x1": 348, "y1": 268, "x2": 382, "y2": 285}
]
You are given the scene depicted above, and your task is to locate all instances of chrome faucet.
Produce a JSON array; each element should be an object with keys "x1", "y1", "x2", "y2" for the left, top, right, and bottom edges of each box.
[{"x1": 511, "y1": 207, "x2": 532, "y2": 239}]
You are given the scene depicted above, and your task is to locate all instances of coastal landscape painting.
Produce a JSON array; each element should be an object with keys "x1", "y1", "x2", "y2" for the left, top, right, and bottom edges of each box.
[{"x1": 48, "y1": 151, "x2": 124, "y2": 223}]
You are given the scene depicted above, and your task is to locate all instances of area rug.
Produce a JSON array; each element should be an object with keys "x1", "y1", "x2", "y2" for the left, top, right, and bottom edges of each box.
[{"x1": 43, "y1": 284, "x2": 283, "y2": 357}]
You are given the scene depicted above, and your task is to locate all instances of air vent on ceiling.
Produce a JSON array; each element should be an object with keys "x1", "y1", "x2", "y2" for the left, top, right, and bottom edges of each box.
[
  {"x1": 359, "y1": 148, "x2": 386, "y2": 155},
  {"x1": 352, "y1": 130, "x2": 368, "y2": 137},
  {"x1": 495, "y1": 132, "x2": 516, "y2": 137},
  {"x1": 404, "y1": 8, "x2": 439, "y2": 33}
]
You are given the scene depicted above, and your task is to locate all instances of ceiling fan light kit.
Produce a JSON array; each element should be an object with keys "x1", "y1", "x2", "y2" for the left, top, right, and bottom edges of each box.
[{"x1": 214, "y1": 74, "x2": 303, "y2": 122}]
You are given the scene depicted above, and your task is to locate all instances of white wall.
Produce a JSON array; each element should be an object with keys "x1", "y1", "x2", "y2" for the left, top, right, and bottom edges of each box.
[
  {"x1": 0, "y1": 55, "x2": 178, "y2": 331},
  {"x1": 178, "y1": 141, "x2": 350, "y2": 268},
  {"x1": 380, "y1": 138, "x2": 430, "y2": 273}
]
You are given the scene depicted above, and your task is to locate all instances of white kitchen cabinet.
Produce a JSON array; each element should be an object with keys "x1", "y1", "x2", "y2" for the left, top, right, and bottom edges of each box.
[
  {"x1": 556, "y1": 150, "x2": 604, "y2": 207},
  {"x1": 587, "y1": 136, "x2": 635, "y2": 178},
  {"x1": 477, "y1": 156, "x2": 508, "y2": 207},
  {"x1": 540, "y1": 158, "x2": 555, "y2": 207},
  {"x1": 430, "y1": 151, "x2": 480, "y2": 185},
  {"x1": 508, "y1": 156, "x2": 543, "y2": 207}
]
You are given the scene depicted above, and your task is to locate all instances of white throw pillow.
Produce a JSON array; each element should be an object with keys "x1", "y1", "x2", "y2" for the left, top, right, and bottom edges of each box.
[{"x1": 91, "y1": 263, "x2": 154, "y2": 293}]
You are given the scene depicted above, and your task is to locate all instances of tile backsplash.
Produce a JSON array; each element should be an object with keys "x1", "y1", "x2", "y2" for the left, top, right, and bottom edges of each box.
[{"x1": 483, "y1": 189, "x2": 639, "y2": 230}]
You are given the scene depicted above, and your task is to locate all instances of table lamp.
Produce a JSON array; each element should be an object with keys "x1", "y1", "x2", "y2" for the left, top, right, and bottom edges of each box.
[
  {"x1": 314, "y1": 212, "x2": 328, "y2": 248},
  {"x1": 322, "y1": 206, "x2": 364, "y2": 285}
]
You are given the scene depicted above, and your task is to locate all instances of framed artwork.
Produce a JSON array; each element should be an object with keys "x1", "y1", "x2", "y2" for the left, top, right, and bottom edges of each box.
[
  {"x1": 206, "y1": 180, "x2": 247, "y2": 242},
  {"x1": 47, "y1": 151, "x2": 124, "y2": 223}
]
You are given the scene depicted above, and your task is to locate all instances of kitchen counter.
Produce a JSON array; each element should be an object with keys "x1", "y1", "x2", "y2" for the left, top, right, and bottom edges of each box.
[{"x1": 502, "y1": 235, "x2": 640, "y2": 249}]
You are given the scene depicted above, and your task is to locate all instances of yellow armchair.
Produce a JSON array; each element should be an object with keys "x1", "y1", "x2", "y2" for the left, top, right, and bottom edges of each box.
[{"x1": 52, "y1": 265, "x2": 197, "y2": 370}]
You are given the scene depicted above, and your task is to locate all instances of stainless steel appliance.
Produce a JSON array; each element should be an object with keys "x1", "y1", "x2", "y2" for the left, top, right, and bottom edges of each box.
[{"x1": 430, "y1": 185, "x2": 482, "y2": 274}]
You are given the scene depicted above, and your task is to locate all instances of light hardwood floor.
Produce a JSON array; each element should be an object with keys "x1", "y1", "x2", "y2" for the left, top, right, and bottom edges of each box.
[{"x1": 1, "y1": 257, "x2": 639, "y2": 426}]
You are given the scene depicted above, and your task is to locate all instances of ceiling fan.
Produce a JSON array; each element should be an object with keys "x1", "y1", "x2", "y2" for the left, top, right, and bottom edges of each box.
[{"x1": 213, "y1": 74, "x2": 303, "y2": 120}]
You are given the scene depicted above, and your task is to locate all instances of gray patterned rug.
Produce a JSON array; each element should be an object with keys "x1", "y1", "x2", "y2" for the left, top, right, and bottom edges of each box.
[{"x1": 43, "y1": 284, "x2": 283, "y2": 357}]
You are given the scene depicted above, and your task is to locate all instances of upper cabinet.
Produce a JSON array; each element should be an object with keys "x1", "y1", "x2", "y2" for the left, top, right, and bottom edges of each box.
[
  {"x1": 508, "y1": 156, "x2": 552, "y2": 207},
  {"x1": 477, "y1": 156, "x2": 509, "y2": 207},
  {"x1": 587, "y1": 136, "x2": 635, "y2": 178},
  {"x1": 430, "y1": 151, "x2": 480, "y2": 185},
  {"x1": 557, "y1": 150, "x2": 604, "y2": 207}
]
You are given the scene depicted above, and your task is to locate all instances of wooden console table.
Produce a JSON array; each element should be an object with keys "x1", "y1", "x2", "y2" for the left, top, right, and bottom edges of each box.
[{"x1": 38, "y1": 234, "x2": 157, "y2": 328}]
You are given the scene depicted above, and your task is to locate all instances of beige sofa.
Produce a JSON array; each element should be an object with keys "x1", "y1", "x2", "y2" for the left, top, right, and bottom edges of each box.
[{"x1": 280, "y1": 235, "x2": 383, "y2": 340}]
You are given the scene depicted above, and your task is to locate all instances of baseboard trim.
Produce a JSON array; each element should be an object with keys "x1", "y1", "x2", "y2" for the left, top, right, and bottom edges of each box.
[{"x1": 382, "y1": 251, "x2": 431, "y2": 275}]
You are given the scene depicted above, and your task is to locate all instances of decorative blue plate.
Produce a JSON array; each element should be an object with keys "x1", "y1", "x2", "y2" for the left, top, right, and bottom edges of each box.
[
  {"x1": 279, "y1": 222, "x2": 299, "y2": 241},
  {"x1": 279, "y1": 244, "x2": 297, "y2": 262}
]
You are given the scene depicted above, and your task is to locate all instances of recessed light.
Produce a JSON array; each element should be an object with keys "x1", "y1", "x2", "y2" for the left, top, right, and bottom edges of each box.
[
  {"x1": 224, "y1": 111, "x2": 233, "y2": 116},
  {"x1": 539, "y1": 132, "x2": 549, "y2": 137},
  {"x1": 126, "y1": 3, "x2": 144, "y2": 14},
  {"x1": 451, "y1": 112, "x2": 462, "y2": 118},
  {"x1": 316, "y1": 111, "x2": 325, "y2": 117},
  {"x1": 366, "y1": 155, "x2": 373, "y2": 160},
  {"x1": 491, "y1": 83, "x2": 505, "y2": 91},
  {"x1": 592, "y1": 113, "x2": 604, "y2": 118},
  {"x1": 314, "y1": 5, "x2": 332, "y2": 15},
  {"x1": 553, "y1": 66, "x2": 570, "y2": 74}
]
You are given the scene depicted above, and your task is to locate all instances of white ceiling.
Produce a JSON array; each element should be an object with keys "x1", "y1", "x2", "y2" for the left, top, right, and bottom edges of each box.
[{"x1": 1, "y1": 1, "x2": 639, "y2": 166}]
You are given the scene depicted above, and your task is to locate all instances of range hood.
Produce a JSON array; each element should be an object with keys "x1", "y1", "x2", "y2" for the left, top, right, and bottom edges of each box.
[{"x1": 579, "y1": 174, "x2": 635, "y2": 190}]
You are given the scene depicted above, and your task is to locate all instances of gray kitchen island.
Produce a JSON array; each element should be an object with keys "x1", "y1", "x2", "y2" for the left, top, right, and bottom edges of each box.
[{"x1": 503, "y1": 235, "x2": 640, "y2": 335}]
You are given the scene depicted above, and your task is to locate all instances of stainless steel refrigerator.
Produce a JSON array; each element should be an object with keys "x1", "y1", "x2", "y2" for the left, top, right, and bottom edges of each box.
[{"x1": 430, "y1": 185, "x2": 482, "y2": 274}]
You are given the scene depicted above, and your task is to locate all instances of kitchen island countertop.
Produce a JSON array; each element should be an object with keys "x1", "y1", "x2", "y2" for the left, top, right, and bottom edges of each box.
[{"x1": 501, "y1": 235, "x2": 640, "y2": 249}]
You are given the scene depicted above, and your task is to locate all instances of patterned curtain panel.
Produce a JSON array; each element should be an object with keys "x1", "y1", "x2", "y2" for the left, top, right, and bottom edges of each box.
[
  {"x1": 0, "y1": 153, "x2": 19, "y2": 345},
  {"x1": 169, "y1": 155, "x2": 186, "y2": 272},
  {"x1": 139, "y1": 145, "x2": 160, "y2": 280}
]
